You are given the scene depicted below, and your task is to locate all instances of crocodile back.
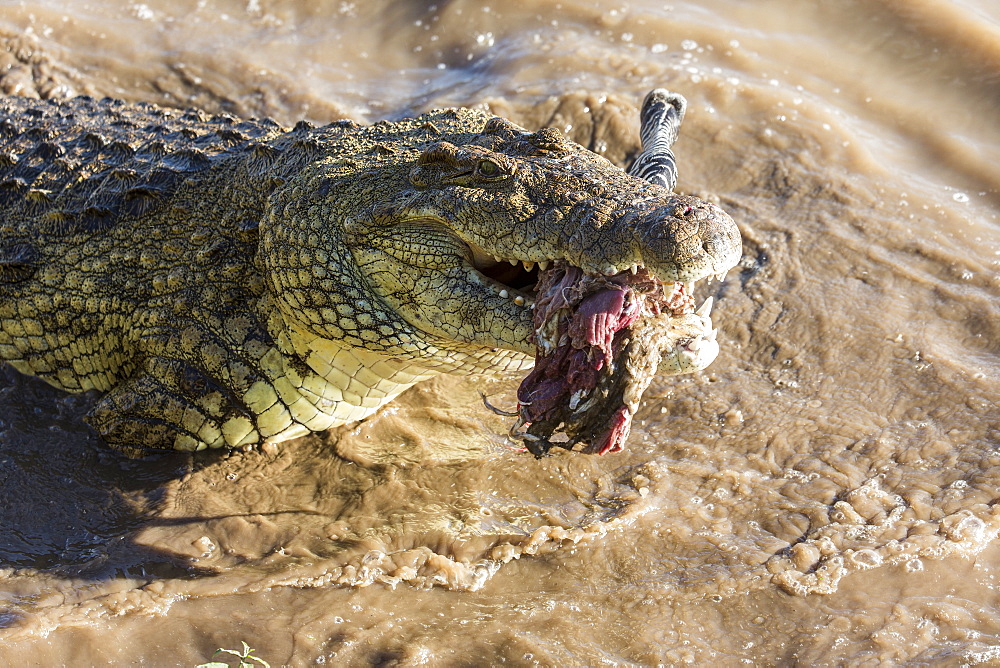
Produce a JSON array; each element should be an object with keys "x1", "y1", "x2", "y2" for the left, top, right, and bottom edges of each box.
[{"x1": 0, "y1": 96, "x2": 284, "y2": 237}]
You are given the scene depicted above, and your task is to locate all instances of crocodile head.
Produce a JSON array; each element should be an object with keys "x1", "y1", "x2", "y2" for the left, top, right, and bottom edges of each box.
[{"x1": 261, "y1": 109, "x2": 740, "y2": 379}]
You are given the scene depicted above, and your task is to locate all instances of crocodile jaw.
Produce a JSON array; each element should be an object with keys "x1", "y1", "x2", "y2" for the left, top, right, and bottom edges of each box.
[{"x1": 346, "y1": 189, "x2": 740, "y2": 363}]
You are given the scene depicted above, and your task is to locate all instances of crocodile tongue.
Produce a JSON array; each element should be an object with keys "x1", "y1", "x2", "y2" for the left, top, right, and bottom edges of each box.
[{"x1": 514, "y1": 263, "x2": 695, "y2": 456}]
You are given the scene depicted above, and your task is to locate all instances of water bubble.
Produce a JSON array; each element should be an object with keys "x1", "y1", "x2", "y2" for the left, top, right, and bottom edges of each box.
[
  {"x1": 850, "y1": 549, "x2": 883, "y2": 569},
  {"x1": 953, "y1": 192, "x2": 970, "y2": 203},
  {"x1": 681, "y1": 39, "x2": 698, "y2": 51},
  {"x1": 651, "y1": 43, "x2": 668, "y2": 53},
  {"x1": 947, "y1": 514, "x2": 987, "y2": 543}
]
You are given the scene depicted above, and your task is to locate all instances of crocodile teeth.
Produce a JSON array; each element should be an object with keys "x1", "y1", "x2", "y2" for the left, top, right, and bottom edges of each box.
[
  {"x1": 629, "y1": 264, "x2": 638, "y2": 275},
  {"x1": 707, "y1": 327, "x2": 718, "y2": 342},
  {"x1": 715, "y1": 271, "x2": 728, "y2": 282},
  {"x1": 509, "y1": 259, "x2": 519, "y2": 266},
  {"x1": 537, "y1": 260, "x2": 550, "y2": 271},
  {"x1": 522, "y1": 261, "x2": 535, "y2": 271},
  {"x1": 513, "y1": 295, "x2": 526, "y2": 306},
  {"x1": 695, "y1": 296, "x2": 714, "y2": 318},
  {"x1": 499, "y1": 289, "x2": 509, "y2": 299}
]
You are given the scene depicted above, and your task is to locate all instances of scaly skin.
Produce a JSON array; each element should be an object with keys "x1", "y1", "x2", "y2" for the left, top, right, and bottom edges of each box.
[{"x1": 0, "y1": 95, "x2": 741, "y2": 453}]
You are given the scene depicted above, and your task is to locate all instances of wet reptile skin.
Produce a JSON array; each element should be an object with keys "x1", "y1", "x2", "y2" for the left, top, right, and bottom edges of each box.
[{"x1": 0, "y1": 95, "x2": 741, "y2": 453}]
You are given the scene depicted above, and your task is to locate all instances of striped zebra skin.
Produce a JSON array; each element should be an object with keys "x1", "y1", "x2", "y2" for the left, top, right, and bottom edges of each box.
[{"x1": 626, "y1": 89, "x2": 687, "y2": 191}]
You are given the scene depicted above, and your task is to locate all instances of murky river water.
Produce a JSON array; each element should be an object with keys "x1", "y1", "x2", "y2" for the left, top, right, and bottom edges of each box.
[{"x1": 1, "y1": 0, "x2": 999, "y2": 664}]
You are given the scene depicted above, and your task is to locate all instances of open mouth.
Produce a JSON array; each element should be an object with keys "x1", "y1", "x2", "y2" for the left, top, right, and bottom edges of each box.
[
  {"x1": 465, "y1": 241, "x2": 542, "y2": 310},
  {"x1": 466, "y1": 240, "x2": 717, "y2": 457}
]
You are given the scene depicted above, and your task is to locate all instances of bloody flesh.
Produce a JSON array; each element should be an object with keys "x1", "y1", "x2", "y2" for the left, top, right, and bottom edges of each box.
[{"x1": 515, "y1": 263, "x2": 694, "y2": 456}]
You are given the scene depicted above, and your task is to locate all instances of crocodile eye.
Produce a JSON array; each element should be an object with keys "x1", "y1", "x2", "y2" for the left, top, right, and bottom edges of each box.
[{"x1": 477, "y1": 159, "x2": 500, "y2": 176}]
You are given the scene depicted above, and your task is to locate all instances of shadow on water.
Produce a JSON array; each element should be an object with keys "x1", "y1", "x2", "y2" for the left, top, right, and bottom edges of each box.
[
  {"x1": 0, "y1": 366, "x2": 209, "y2": 577},
  {"x1": 0, "y1": 364, "x2": 391, "y2": 579},
  {"x1": 0, "y1": 366, "x2": 361, "y2": 578}
]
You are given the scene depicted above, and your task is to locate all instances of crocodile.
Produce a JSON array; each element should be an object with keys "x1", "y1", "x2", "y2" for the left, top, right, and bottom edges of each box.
[{"x1": 0, "y1": 94, "x2": 741, "y2": 454}]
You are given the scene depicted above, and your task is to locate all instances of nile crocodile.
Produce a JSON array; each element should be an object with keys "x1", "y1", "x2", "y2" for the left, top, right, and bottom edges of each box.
[{"x1": 0, "y1": 94, "x2": 741, "y2": 454}]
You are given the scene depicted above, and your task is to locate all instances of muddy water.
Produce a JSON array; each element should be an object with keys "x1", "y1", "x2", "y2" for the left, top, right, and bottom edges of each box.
[{"x1": 1, "y1": 0, "x2": 999, "y2": 664}]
